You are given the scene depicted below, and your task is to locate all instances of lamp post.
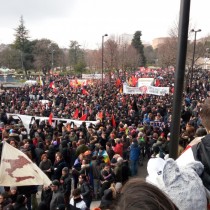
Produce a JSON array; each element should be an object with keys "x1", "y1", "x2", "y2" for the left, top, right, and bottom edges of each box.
[
  {"x1": 190, "y1": 29, "x2": 201, "y2": 91},
  {"x1": 102, "y1": 34, "x2": 108, "y2": 98}
]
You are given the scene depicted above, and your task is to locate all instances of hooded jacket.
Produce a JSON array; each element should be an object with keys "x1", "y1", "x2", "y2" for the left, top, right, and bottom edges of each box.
[{"x1": 129, "y1": 142, "x2": 140, "y2": 161}]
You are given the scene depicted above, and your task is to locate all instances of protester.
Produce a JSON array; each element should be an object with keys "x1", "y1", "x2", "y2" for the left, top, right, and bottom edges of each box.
[
  {"x1": 177, "y1": 97, "x2": 210, "y2": 200},
  {"x1": 99, "y1": 182, "x2": 122, "y2": 209},
  {"x1": 79, "y1": 174, "x2": 93, "y2": 209},
  {"x1": 39, "y1": 153, "x2": 52, "y2": 179},
  {"x1": 39, "y1": 186, "x2": 52, "y2": 209},
  {"x1": 13, "y1": 194, "x2": 28, "y2": 210},
  {"x1": 129, "y1": 138, "x2": 140, "y2": 176},
  {"x1": 50, "y1": 180, "x2": 65, "y2": 210},
  {"x1": 69, "y1": 188, "x2": 87, "y2": 210},
  {"x1": 7, "y1": 187, "x2": 18, "y2": 205},
  {"x1": 52, "y1": 152, "x2": 67, "y2": 180},
  {"x1": 60, "y1": 167, "x2": 72, "y2": 205}
]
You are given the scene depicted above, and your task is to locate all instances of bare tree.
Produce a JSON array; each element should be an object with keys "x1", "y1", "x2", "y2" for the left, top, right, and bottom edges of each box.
[
  {"x1": 84, "y1": 49, "x2": 101, "y2": 72},
  {"x1": 104, "y1": 38, "x2": 119, "y2": 82},
  {"x1": 157, "y1": 37, "x2": 178, "y2": 68},
  {"x1": 33, "y1": 39, "x2": 60, "y2": 74}
]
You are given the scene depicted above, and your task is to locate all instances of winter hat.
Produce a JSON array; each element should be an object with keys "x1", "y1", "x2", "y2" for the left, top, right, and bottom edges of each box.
[{"x1": 146, "y1": 158, "x2": 207, "y2": 210}]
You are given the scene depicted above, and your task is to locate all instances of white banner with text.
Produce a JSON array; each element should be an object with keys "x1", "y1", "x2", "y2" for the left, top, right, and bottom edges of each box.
[{"x1": 123, "y1": 83, "x2": 169, "y2": 95}]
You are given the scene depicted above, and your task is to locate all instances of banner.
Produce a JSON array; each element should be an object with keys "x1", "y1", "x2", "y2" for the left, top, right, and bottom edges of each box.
[
  {"x1": 0, "y1": 142, "x2": 51, "y2": 186},
  {"x1": 123, "y1": 83, "x2": 169, "y2": 96},
  {"x1": 82, "y1": 74, "x2": 102, "y2": 79},
  {"x1": 138, "y1": 78, "x2": 154, "y2": 87},
  {"x1": 7, "y1": 114, "x2": 99, "y2": 133}
]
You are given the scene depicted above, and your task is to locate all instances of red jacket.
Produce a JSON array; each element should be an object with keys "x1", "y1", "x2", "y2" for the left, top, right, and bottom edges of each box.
[{"x1": 113, "y1": 143, "x2": 123, "y2": 157}]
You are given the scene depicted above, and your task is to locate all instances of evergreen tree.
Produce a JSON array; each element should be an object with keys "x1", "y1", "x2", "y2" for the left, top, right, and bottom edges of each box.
[
  {"x1": 13, "y1": 16, "x2": 29, "y2": 50},
  {"x1": 132, "y1": 31, "x2": 146, "y2": 67},
  {"x1": 69, "y1": 41, "x2": 86, "y2": 73},
  {"x1": 13, "y1": 16, "x2": 32, "y2": 76}
]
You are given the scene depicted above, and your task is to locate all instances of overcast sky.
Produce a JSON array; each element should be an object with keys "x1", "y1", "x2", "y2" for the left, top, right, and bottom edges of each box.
[{"x1": 0, "y1": 0, "x2": 209, "y2": 49}]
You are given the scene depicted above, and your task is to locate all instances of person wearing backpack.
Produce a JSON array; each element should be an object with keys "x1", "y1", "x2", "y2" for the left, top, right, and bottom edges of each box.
[
  {"x1": 177, "y1": 98, "x2": 210, "y2": 203},
  {"x1": 79, "y1": 174, "x2": 93, "y2": 209}
]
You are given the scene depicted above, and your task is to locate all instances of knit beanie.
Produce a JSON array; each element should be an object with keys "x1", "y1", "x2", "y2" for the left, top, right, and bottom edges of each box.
[{"x1": 146, "y1": 158, "x2": 207, "y2": 210}]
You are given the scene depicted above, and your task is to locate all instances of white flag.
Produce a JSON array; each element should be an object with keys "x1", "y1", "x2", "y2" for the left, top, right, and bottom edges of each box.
[{"x1": 0, "y1": 141, "x2": 51, "y2": 187}]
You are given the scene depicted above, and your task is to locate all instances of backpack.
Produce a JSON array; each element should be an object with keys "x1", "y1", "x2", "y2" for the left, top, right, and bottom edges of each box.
[{"x1": 192, "y1": 142, "x2": 210, "y2": 191}]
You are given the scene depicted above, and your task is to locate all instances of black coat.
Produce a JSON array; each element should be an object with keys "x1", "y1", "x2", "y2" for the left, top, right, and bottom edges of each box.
[
  {"x1": 52, "y1": 159, "x2": 67, "y2": 180},
  {"x1": 193, "y1": 134, "x2": 210, "y2": 191},
  {"x1": 60, "y1": 174, "x2": 72, "y2": 196}
]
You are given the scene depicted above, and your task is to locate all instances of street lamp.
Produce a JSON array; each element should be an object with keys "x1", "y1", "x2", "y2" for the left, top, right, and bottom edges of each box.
[
  {"x1": 189, "y1": 29, "x2": 201, "y2": 91},
  {"x1": 102, "y1": 34, "x2": 108, "y2": 97}
]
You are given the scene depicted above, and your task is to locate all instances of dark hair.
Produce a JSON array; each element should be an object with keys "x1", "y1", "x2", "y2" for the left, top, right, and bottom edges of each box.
[
  {"x1": 79, "y1": 174, "x2": 87, "y2": 181},
  {"x1": 200, "y1": 98, "x2": 210, "y2": 131},
  {"x1": 114, "y1": 178, "x2": 178, "y2": 210},
  {"x1": 72, "y1": 188, "x2": 81, "y2": 197},
  {"x1": 195, "y1": 127, "x2": 207, "y2": 137}
]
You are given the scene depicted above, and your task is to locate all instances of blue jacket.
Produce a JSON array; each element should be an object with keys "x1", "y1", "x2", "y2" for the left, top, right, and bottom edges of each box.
[{"x1": 130, "y1": 143, "x2": 140, "y2": 161}]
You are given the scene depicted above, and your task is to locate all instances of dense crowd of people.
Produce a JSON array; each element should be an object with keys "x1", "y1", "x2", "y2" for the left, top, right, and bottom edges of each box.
[{"x1": 0, "y1": 68, "x2": 209, "y2": 210}]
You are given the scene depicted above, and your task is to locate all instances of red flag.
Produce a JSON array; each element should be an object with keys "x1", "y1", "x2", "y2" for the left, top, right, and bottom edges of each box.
[
  {"x1": 132, "y1": 76, "x2": 138, "y2": 87},
  {"x1": 49, "y1": 81, "x2": 55, "y2": 89},
  {"x1": 155, "y1": 79, "x2": 160, "y2": 87},
  {"x1": 48, "y1": 113, "x2": 53, "y2": 125},
  {"x1": 53, "y1": 88, "x2": 58, "y2": 93},
  {"x1": 116, "y1": 78, "x2": 121, "y2": 87},
  {"x1": 73, "y1": 108, "x2": 79, "y2": 119},
  {"x1": 80, "y1": 114, "x2": 87, "y2": 121},
  {"x1": 111, "y1": 114, "x2": 116, "y2": 127},
  {"x1": 82, "y1": 89, "x2": 89, "y2": 95},
  {"x1": 98, "y1": 112, "x2": 103, "y2": 120}
]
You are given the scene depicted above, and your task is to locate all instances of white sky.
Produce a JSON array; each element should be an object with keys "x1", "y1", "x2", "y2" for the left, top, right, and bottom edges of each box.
[{"x1": 0, "y1": 0, "x2": 209, "y2": 49}]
